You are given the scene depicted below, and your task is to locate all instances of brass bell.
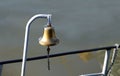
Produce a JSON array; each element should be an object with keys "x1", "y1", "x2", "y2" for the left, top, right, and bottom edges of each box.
[
  {"x1": 39, "y1": 24, "x2": 59, "y2": 70},
  {"x1": 39, "y1": 25, "x2": 59, "y2": 46}
]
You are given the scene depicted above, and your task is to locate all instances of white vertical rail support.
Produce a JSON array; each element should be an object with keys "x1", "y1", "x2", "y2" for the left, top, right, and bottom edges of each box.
[
  {"x1": 107, "y1": 44, "x2": 119, "y2": 75},
  {"x1": 0, "y1": 64, "x2": 3, "y2": 76},
  {"x1": 102, "y1": 49, "x2": 111, "y2": 76},
  {"x1": 80, "y1": 49, "x2": 111, "y2": 76},
  {"x1": 21, "y1": 14, "x2": 52, "y2": 76}
]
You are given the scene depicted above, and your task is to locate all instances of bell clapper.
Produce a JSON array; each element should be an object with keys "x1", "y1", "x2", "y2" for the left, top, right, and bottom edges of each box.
[
  {"x1": 47, "y1": 46, "x2": 50, "y2": 70},
  {"x1": 39, "y1": 15, "x2": 59, "y2": 70}
]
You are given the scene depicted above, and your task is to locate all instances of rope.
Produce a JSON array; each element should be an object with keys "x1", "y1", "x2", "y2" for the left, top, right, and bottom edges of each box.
[{"x1": 47, "y1": 46, "x2": 50, "y2": 70}]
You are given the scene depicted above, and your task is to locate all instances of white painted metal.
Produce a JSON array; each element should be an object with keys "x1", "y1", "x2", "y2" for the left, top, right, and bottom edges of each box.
[
  {"x1": 21, "y1": 14, "x2": 52, "y2": 76},
  {"x1": 79, "y1": 49, "x2": 111, "y2": 76},
  {"x1": 80, "y1": 44, "x2": 119, "y2": 76},
  {"x1": 107, "y1": 44, "x2": 119, "y2": 75},
  {"x1": 101, "y1": 49, "x2": 111, "y2": 76},
  {"x1": 80, "y1": 73, "x2": 103, "y2": 76}
]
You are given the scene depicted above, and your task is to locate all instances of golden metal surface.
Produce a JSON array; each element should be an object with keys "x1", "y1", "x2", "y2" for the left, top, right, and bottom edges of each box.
[{"x1": 39, "y1": 26, "x2": 59, "y2": 46}]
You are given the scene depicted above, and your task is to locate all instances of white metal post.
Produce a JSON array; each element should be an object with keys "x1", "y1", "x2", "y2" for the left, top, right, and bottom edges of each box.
[
  {"x1": 21, "y1": 14, "x2": 52, "y2": 76},
  {"x1": 80, "y1": 49, "x2": 111, "y2": 76},
  {"x1": 102, "y1": 49, "x2": 111, "y2": 76}
]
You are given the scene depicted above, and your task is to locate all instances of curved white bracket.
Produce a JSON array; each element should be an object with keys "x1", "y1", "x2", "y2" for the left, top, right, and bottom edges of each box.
[{"x1": 21, "y1": 14, "x2": 52, "y2": 76}]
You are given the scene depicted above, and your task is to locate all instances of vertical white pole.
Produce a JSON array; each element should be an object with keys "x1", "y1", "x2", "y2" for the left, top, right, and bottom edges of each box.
[
  {"x1": 102, "y1": 49, "x2": 111, "y2": 75},
  {"x1": 20, "y1": 14, "x2": 51, "y2": 76}
]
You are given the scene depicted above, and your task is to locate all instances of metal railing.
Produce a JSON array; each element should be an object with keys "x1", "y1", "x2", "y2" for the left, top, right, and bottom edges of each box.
[
  {"x1": 0, "y1": 44, "x2": 119, "y2": 76},
  {"x1": 0, "y1": 44, "x2": 119, "y2": 64},
  {"x1": 0, "y1": 14, "x2": 119, "y2": 76}
]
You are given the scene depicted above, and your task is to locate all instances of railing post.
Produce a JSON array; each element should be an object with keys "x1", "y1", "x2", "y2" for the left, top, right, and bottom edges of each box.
[
  {"x1": 102, "y1": 49, "x2": 111, "y2": 76},
  {"x1": 0, "y1": 64, "x2": 3, "y2": 76}
]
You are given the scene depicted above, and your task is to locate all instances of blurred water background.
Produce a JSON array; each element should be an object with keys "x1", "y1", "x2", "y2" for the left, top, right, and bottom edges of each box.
[{"x1": 0, "y1": 0, "x2": 120, "y2": 76}]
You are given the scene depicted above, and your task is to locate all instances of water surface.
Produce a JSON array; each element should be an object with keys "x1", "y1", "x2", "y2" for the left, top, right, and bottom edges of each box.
[{"x1": 0, "y1": 0, "x2": 120, "y2": 76}]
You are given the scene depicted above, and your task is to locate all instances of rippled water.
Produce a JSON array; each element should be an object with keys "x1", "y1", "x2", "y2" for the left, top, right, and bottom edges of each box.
[{"x1": 0, "y1": 0, "x2": 120, "y2": 76}]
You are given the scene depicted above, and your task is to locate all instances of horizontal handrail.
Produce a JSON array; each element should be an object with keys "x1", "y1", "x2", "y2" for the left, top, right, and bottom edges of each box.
[{"x1": 0, "y1": 45, "x2": 119, "y2": 65}]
